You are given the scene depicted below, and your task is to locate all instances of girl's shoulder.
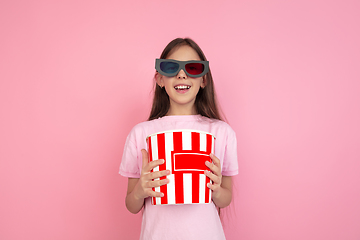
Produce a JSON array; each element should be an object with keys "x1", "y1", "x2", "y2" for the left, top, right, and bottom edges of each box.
[
  {"x1": 198, "y1": 115, "x2": 236, "y2": 132},
  {"x1": 198, "y1": 115, "x2": 230, "y2": 126},
  {"x1": 125, "y1": 117, "x2": 174, "y2": 140}
]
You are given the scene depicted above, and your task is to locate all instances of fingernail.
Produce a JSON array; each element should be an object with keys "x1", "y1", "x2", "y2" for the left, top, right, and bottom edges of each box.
[
  {"x1": 205, "y1": 161, "x2": 210, "y2": 166},
  {"x1": 160, "y1": 193, "x2": 164, "y2": 197}
]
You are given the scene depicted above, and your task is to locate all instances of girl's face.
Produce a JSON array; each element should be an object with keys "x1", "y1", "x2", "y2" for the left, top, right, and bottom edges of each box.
[{"x1": 156, "y1": 45, "x2": 206, "y2": 115}]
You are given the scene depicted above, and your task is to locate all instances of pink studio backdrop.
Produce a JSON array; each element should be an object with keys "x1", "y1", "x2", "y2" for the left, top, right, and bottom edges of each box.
[{"x1": 1, "y1": 0, "x2": 359, "y2": 239}]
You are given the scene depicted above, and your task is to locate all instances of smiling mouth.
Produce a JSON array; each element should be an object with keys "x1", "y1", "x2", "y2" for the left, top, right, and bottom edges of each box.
[{"x1": 174, "y1": 85, "x2": 191, "y2": 90}]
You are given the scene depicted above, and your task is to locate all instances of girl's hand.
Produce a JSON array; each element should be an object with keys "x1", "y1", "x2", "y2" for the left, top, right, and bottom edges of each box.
[
  {"x1": 205, "y1": 153, "x2": 223, "y2": 198},
  {"x1": 204, "y1": 153, "x2": 233, "y2": 208},
  {"x1": 133, "y1": 149, "x2": 170, "y2": 200}
]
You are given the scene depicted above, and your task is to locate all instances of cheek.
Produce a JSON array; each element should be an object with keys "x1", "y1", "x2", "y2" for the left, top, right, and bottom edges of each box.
[
  {"x1": 194, "y1": 78, "x2": 204, "y2": 88},
  {"x1": 163, "y1": 81, "x2": 173, "y2": 93},
  {"x1": 163, "y1": 77, "x2": 175, "y2": 88}
]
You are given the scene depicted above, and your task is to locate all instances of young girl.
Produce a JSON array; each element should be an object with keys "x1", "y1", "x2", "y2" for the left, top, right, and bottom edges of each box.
[{"x1": 119, "y1": 38, "x2": 238, "y2": 240}]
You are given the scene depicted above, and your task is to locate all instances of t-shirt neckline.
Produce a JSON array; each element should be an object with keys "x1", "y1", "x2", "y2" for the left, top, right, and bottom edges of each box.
[{"x1": 159, "y1": 114, "x2": 202, "y2": 121}]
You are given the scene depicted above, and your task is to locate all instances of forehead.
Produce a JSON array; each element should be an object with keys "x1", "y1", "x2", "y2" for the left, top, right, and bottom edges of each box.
[{"x1": 166, "y1": 45, "x2": 201, "y2": 61}]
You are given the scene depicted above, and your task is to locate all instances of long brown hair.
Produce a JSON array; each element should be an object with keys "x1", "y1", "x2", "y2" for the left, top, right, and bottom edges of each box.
[{"x1": 148, "y1": 38, "x2": 222, "y2": 121}]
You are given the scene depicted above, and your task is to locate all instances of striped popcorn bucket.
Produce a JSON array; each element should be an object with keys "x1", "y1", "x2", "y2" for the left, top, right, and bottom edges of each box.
[{"x1": 146, "y1": 129, "x2": 215, "y2": 205}]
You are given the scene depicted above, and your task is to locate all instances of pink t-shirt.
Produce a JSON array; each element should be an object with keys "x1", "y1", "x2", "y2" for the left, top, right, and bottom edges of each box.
[{"x1": 120, "y1": 115, "x2": 238, "y2": 240}]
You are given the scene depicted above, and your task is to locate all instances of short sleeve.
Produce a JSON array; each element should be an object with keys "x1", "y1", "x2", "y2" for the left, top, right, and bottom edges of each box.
[
  {"x1": 221, "y1": 127, "x2": 238, "y2": 176},
  {"x1": 119, "y1": 130, "x2": 141, "y2": 178}
]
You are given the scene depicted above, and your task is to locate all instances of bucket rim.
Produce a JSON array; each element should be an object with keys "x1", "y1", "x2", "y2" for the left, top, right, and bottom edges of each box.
[{"x1": 146, "y1": 129, "x2": 216, "y2": 140}]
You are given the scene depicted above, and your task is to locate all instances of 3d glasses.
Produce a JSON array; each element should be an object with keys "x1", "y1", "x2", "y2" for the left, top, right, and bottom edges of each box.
[{"x1": 155, "y1": 59, "x2": 209, "y2": 78}]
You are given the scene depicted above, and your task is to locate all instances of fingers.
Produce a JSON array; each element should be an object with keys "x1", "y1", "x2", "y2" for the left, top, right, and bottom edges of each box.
[
  {"x1": 205, "y1": 153, "x2": 222, "y2": 186},
  {"x1": 205, "y1": 153, "x2": 221, "y2": 177},
  {"x1": 139, "y1": 149, "x2": 170, "y2": 198},
  {"x1": 142, "y1": 175, "x2": 170, "y2": 198},
  {"x1": 144, "y1": 169, "x2": 170, "y2": 181},
  {"x1": 141, "y1": 149, "x2": 167, "y2": 173},
  {"x1": 146, "y1": 159, "x2": 165, "y2": 172},
  {"x1": 210, "y1": 153, "x2": 221, "y2": 169},
  {"x1": 142, "y1": 173, "x2": 170, "y2": 198},
  {"x1": 205, "y1": 170, "x2": 221, "y2": 185},
  {"x1": 146, "y1": 188, "x2": 165, "y2": 198},
  {"x1": 146, "y1": 178, "x2": 170, "y2": 188}
]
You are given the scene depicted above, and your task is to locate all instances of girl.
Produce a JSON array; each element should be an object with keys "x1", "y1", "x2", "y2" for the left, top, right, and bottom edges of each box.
[{"x1": 120, "y1": 38, "x2": 238, "y2": 240}]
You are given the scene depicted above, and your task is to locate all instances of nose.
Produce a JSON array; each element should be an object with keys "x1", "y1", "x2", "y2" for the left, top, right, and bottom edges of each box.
[{"x1": 176, "y1": 69, "x2": 187, "y2": 79}]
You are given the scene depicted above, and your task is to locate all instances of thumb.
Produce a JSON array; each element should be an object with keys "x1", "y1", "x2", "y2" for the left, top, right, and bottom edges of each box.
[{"x1": 141, "y1": 149, "x2": 149, "y2": 170}]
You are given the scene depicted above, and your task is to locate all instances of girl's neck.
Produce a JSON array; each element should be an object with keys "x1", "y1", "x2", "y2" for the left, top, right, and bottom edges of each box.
[{"x1": 166, "y1": 104, "x2": 197, "y2": 116}]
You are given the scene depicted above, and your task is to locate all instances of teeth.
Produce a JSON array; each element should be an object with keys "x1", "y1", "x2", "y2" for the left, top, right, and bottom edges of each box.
[{"x1": 175, "y1": 85, "x2": 190, "y2": 90}]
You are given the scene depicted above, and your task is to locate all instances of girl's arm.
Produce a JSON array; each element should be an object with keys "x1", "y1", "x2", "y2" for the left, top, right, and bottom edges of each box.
[
  {"x1": 125, "y1": 178, "x2": 144, "y2": 214},
  {"x1": 205, "y1": 154, "x2": 233, "y2": 208},
  {"x1": 125, "y1": 149, "x2": 170, "y2": 214}
]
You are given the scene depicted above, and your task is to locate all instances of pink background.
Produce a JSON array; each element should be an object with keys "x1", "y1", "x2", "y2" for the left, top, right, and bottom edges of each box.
[{"x1": 1, "y1": 0, "x2": 359, "y2": 239}]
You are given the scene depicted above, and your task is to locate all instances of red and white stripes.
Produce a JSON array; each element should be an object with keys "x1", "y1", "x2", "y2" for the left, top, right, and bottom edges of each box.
[{"x1": 147, "y1": 130, "x2": 215, "y2": 205}]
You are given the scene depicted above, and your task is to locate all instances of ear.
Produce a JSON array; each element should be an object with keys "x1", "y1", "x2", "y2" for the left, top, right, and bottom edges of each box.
[
  {"x1": 155, "y1": 72, "x2": 164, "y2": 88},
  {"x1": 200, "y1": 75, "x2": 207, "y2": 88}
]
